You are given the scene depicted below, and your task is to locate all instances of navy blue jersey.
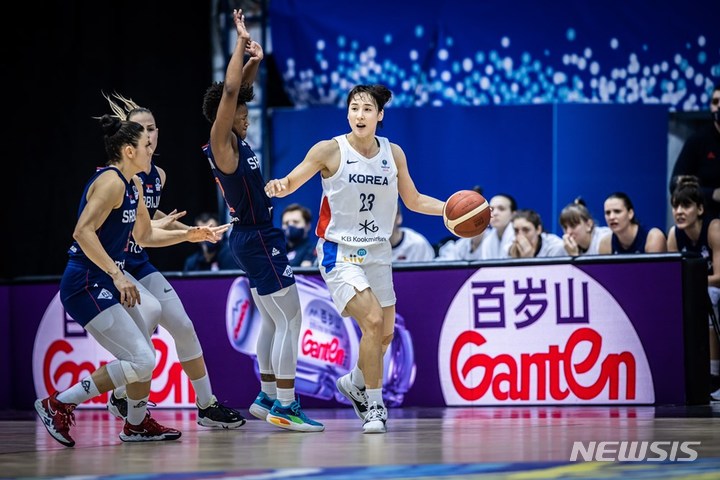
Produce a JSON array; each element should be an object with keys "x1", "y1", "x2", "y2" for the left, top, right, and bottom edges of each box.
[
  {"x1": 202, "y1": 139, "x2": 273, "y2": 226},
  {"x1": 611, "y1": 224, "x2": 650, "y2": 254},
  {"x1": 675, "y1": 217, "x2": 713, "y2": 274},
  {"x1": 202, "y1": 137, "x2": 293, "y2": 295},
  {"x1": 125, "y1": 163, "x2": 162, "y2": 273},
  {"x1": 67, "y1": 166, "x2": 138, "y2": 271},
  {"x1": 138, "y1": 163, "x2": 162, "y2": 218}
]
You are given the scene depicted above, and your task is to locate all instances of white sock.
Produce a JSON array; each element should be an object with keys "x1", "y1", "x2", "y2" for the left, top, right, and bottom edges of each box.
[
  {"x1": 126, "y1": 395, "x2": 149, "y2": 425},
  {"x1": 191, "y1": 374, "x2": 213, "y2": 408},
  {"x1": 351, "y1": 365, "x2": 365, "y2": 389},
  {"x1": 57, "y1": 376, "x2": 99, "y2": 405},
  {"x1": 261, "y1": 380, "x2": 277, "y2": 399},
  {"x1": 277, "y1": 387, "x2": 295, "y2": 406},
  {"x1": 711, "y1": 360, "x2": 720, "y2": 377},
  {"x1": 366, "y1": 388, "x2": 384, "y2": 407}
]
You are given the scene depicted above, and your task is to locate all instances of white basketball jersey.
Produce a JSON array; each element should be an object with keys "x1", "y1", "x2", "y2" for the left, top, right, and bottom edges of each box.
[{"x1": 316, "y1": 135, "x2": 398, "y2": 247}]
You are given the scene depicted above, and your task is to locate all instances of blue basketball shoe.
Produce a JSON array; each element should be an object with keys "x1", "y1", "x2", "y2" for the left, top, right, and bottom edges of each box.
[
  {"x1": 249, "y1": 391, "x2": 275, "y2": 420},
  {"x1": 266, "y1": 399, "x2": 325, "y2": 432}
]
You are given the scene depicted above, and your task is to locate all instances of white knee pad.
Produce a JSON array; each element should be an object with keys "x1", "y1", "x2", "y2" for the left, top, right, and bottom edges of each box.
[
  {"x1": 116, "y1": 340, "x2": 156, "y2": 383},
  {"x1": 106, "y1": 360, "x2": 129, "y2": 387},
  {"x1": 134, "y1": 348, "x2": 156, "y2": 382},
  {"x1": 105, "y1": 351, "x2": 155, "y2": 385},
  {"x1": 257, "y1": 285, "x2": 302, "y2": 379},
  {"x1": 86, "y1": 304, "x2": 156, "y2": 386}
]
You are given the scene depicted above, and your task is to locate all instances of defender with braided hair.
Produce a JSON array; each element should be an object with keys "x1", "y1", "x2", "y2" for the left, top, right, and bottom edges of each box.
[{"x1": 202, "y1": 9, "x2": 324, "y2": 432}]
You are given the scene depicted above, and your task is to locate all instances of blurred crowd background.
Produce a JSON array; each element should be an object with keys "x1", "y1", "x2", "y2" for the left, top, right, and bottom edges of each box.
[{"x1": 6, "y1": 0, "x2": 718, "y2": 279}]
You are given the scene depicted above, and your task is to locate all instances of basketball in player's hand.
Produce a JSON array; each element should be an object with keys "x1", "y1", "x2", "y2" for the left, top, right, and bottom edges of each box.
[{"x1": 443, "y1": 190, "x2": 491, "y2": 238}]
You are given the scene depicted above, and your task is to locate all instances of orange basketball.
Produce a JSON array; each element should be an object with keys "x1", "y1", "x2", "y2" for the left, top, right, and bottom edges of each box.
[{"x1": 443, "y1": 190, "x2": 491, "y2": 238}]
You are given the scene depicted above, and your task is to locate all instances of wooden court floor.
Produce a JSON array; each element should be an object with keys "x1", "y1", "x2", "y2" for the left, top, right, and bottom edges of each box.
[{"x1": 2, "y1": 405, "x2": 720, "y2": 479}]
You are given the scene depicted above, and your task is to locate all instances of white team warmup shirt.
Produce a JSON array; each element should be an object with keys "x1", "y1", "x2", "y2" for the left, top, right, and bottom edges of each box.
[
  {"x1": 392, "y1": 227, "x2": 435, "y2": 262},
  {"x1": 583, "y1": 226, "x2": 612, "y2": 255},
  {"x1": 480, "y1": 225, "x2": 515, "y2": 259},
  {"x1": 535, "y1": 232, "x2": 567, "y2": 257}
]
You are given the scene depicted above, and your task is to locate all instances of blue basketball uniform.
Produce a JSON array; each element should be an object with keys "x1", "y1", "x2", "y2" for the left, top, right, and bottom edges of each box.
[
  {"x1": 611, "y1": 224, "x2": 650, "y2": 254},
  {"x1": 124, "y1": 163, "x2": 162, "y2": 280},
  {"x1": 675, "y1": 217, "x2": 713, "y2": 274},
  {"x1": 203, "y1": 140, "x2": 294, "y2": 295},
  {"x1": 60, "y1": 167, "x2": 139, "y2": 327}
]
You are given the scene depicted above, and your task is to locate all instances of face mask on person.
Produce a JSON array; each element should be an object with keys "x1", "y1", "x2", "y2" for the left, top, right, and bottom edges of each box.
[
  {"x1": 284, "y1": 225, "x2": 307, "y2": 243},
  {"x1": 203, "y1": 241, "x2": 221, "y2": 254}
]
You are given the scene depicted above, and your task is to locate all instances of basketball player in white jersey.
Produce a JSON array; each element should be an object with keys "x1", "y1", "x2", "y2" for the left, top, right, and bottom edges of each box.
[{"x1": 265, "y1": 84, "x2": 445, "y2": 433}]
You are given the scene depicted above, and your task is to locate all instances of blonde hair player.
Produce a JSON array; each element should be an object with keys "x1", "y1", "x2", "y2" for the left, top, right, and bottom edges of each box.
[
  {"x1": 34, "y1": 115, "x2": 227, "y2": 447},
  {"x1": 103, "y1": 92, "x2": 246, "y2": 429}
]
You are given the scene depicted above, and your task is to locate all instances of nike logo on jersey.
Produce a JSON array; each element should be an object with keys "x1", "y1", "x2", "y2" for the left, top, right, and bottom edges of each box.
[
  {"x1": 283, "y1": 265, "x2": 294, "y2": 277},
  {"x1": 98, "y1": 289, "x2": 113, "y2": 300},
  {"x1": 272, "y1": 248, "x2": 280, "y2": 256},
  {"x1": 346, "y1": 159, "x2": 359, "y2": 164},
  {"x1": 163, "y1": 288, "x2": 173, "y2": 293}
]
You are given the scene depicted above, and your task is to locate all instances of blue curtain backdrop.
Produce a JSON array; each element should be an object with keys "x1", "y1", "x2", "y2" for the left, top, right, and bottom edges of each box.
[
  {"x1": 263, "y1": 1, "x2": 701, "y2": 243},
  {"x1": 269, "y1": 104, "x2": 669, "y2": 244},
  {"x1": 270, "y1": 0, "x2": 719, "y2": 110}
]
